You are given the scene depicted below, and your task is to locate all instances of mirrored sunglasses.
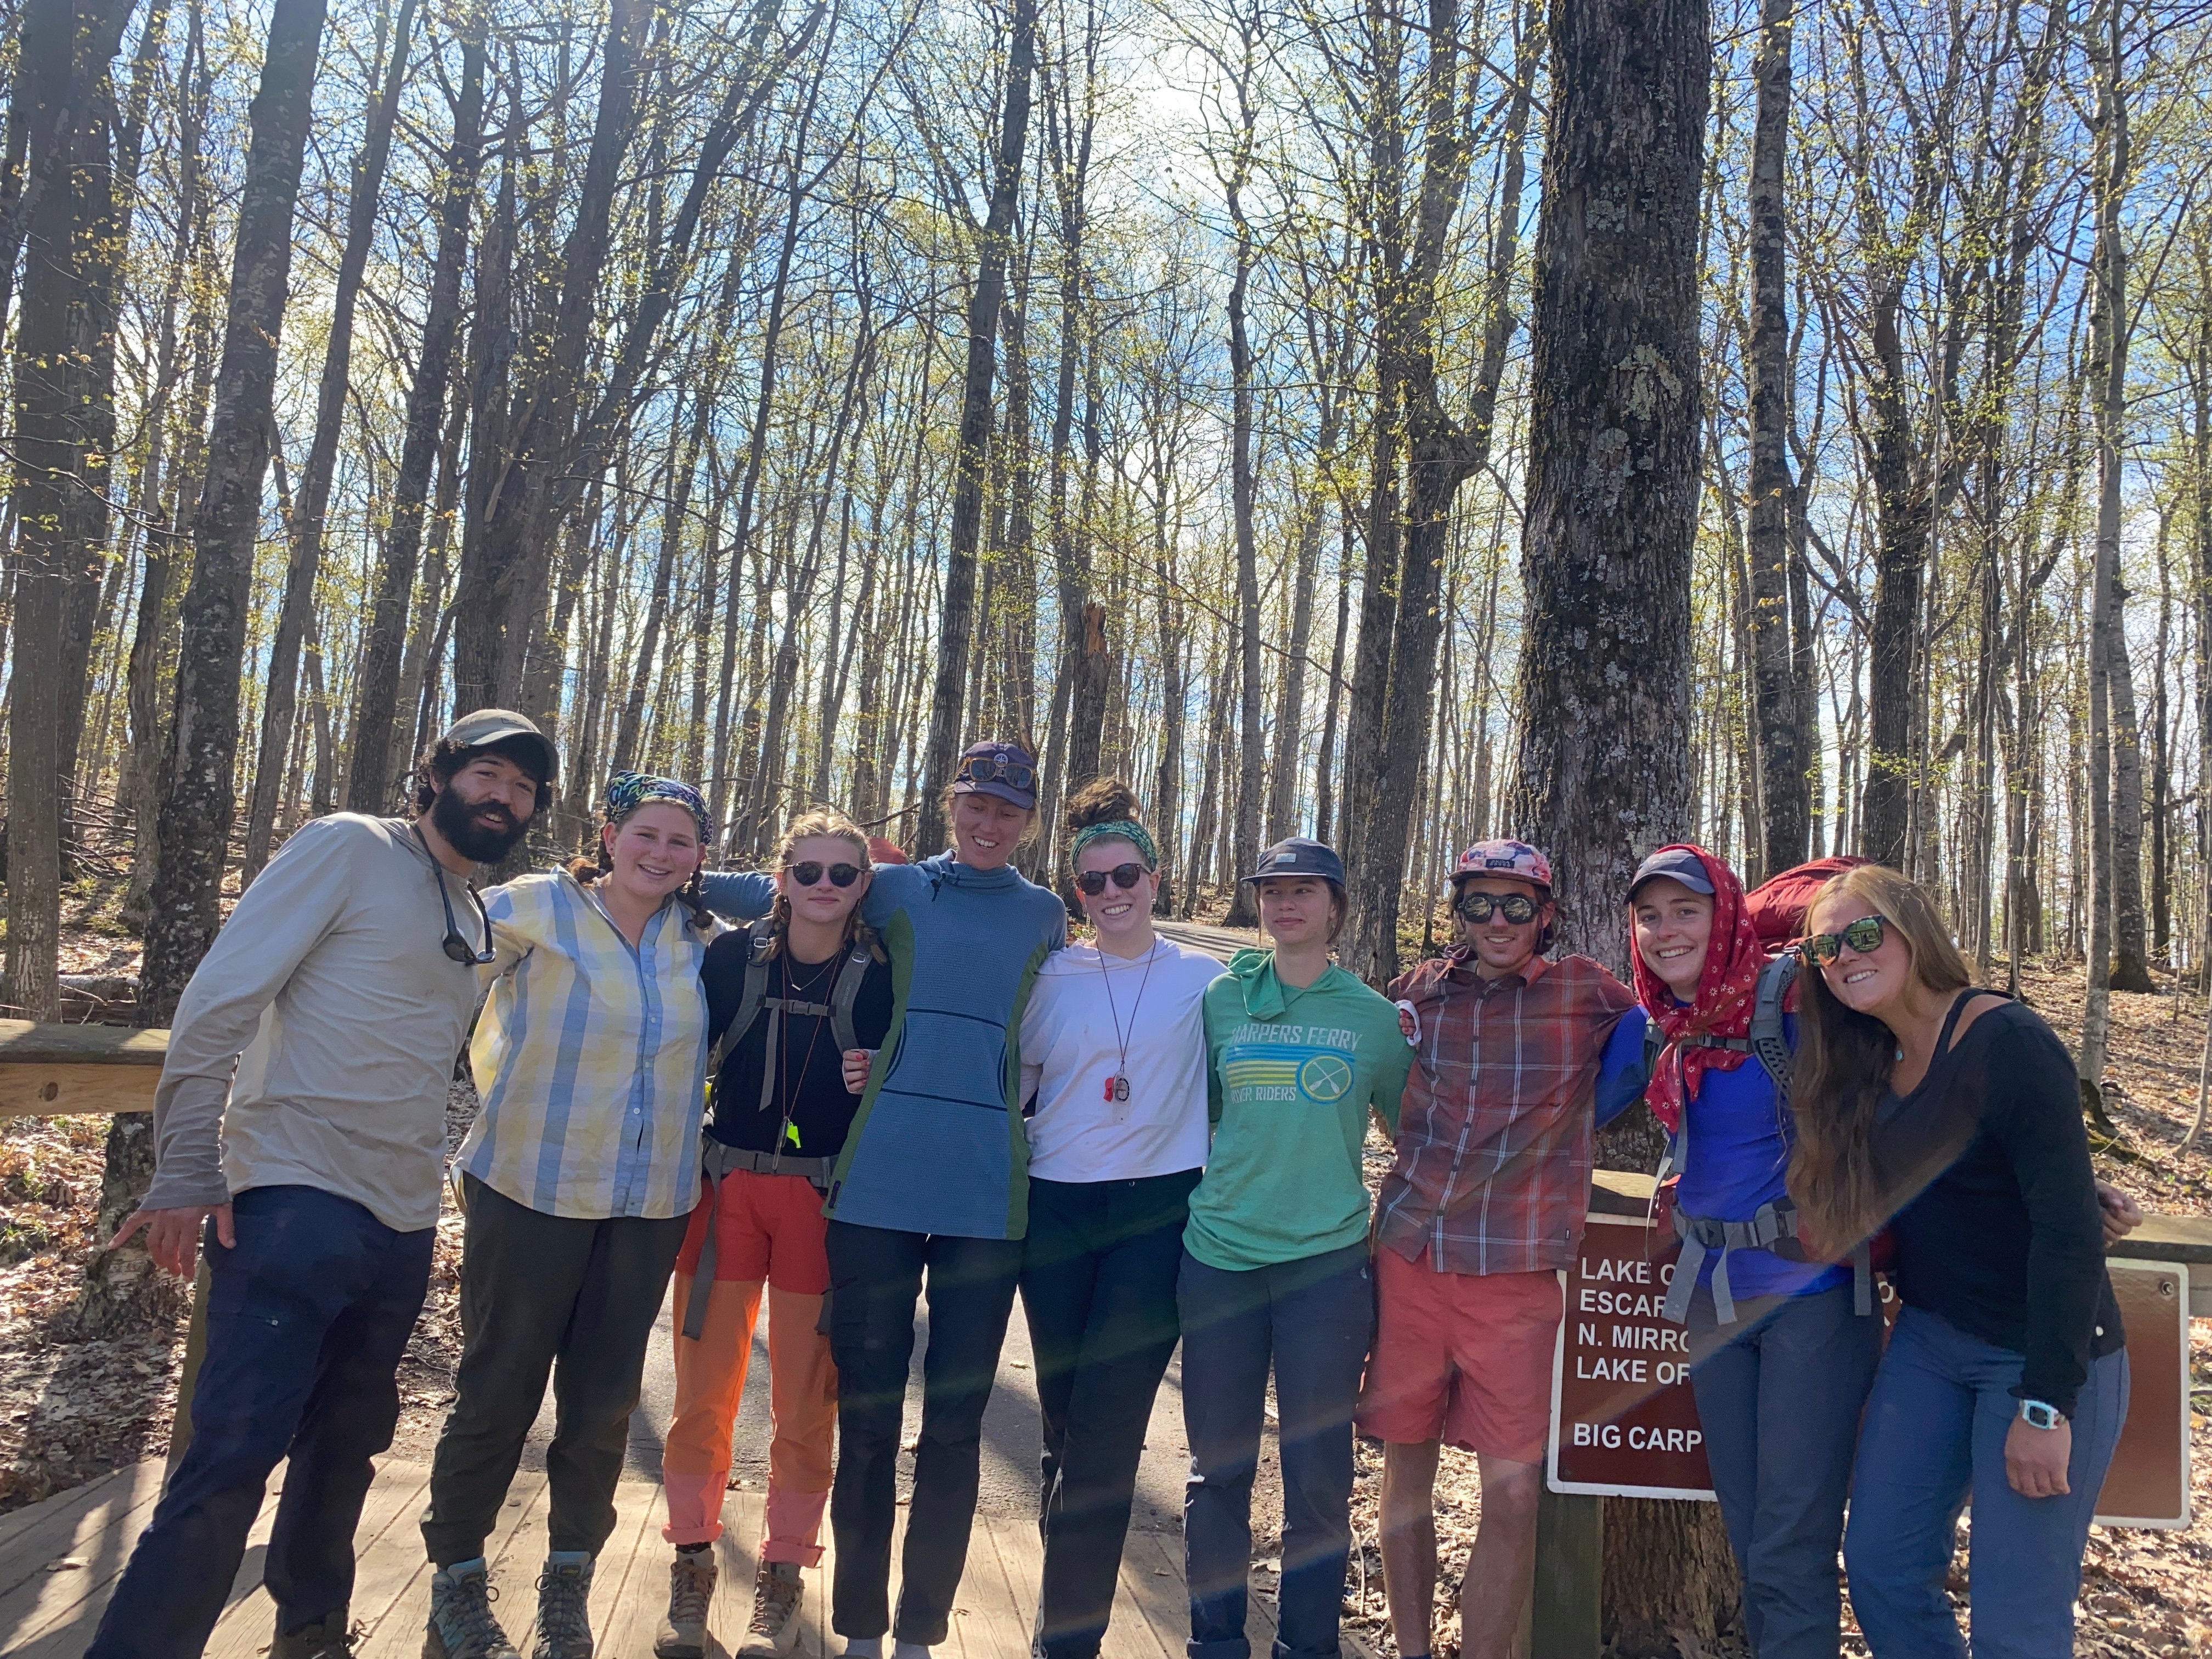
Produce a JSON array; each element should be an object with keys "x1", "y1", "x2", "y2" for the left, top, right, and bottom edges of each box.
[
  {"x1": 1075, "y1": 862, "x2": 1148, "y2": 896},
  {"x1": 1456, "y1": 890, "x2": 1538, "y2": 925},
  {"x1": 958, "y1": 754, "x2": 1036, "y2": 790},
  {"x1": 786, "y1": 860, "x2": 863, "y2": 889},
  {"x1": 1802, "y1": 915, "x2": 1887, "y2": 967}
]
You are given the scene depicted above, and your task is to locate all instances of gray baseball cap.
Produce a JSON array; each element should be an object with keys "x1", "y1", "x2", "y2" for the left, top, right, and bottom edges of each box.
[
  {"x1": 1627, "y1": 845, "x2": 1715, "y2": 901},
  {"x1": 440, "y1": 708, "x2": 558, "y2": 785}
]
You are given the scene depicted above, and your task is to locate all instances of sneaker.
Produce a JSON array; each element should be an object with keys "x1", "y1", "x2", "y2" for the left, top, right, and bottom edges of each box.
[
  {"x1": 652, "y1": 1551, "x2": 718, "y2": 1659},
  {"x1": 273, "y1": 1613, "x2": 358, "y2": 1659},
  {"x1": 426, "y1": 1561, "x2": 521, "y2": 1659},
  {"x1": 531, "y1": 1555, "x2": 595, "y2": 1659},
  {"x1": 737, "y1": 1560, "x2": 804, "y2": 1657}
]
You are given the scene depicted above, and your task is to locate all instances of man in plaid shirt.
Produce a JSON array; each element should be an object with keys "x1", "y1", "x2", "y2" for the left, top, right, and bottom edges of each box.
[{"x1": 1357, "y1": 839, "x2": 1643, "y2": 1659}]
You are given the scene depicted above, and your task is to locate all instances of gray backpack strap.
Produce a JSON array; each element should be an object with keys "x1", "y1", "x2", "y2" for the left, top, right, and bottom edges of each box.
[
  {"x1": 1750, "y1": 951, "x2": 1797, "y2": 1097},
  {"x1": 828, "y1": 940, "x2": 872, "y2": 1054},
  {"x1": 706, "y1": 932, "x2": 780, "y2": 1101}
]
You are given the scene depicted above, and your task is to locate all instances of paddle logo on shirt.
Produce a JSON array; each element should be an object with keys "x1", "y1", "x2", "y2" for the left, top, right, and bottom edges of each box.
[{"x1": 1222, "y1": 1024, "x2": 1361, "y2": 1105}]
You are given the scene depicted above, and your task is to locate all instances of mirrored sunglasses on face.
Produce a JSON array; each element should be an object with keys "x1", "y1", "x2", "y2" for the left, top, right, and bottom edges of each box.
[
  {"x1": 1076, "y1": 862, "x2": 1148, "y2": 896},
  {"x1": 1802, "y1": 914, "x2": 1887, "y2": 967},
  {"x1": 786, "y1": 860, "x2": 863, "y2": 889},
  {"x1": 958, "y1": 754, "x2": 1036, "y2": 790},
  {"x1": 1456, "y1": 890, "x2": 1538, "y2": 925}
]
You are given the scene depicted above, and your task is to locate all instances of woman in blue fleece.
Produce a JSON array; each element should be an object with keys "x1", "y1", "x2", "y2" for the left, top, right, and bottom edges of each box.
[
  {"x1": 1609, "y1": 845, "x2": 1880, "y2": 1659},
  {"x1": 702, "y1": 740, "x2": 1065, "y2": 1659}
]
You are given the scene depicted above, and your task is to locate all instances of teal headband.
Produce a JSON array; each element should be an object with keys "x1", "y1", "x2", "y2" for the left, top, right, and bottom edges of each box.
[{"x1": 1070, "y1": 819, "x2": 1158, "y2": 870}]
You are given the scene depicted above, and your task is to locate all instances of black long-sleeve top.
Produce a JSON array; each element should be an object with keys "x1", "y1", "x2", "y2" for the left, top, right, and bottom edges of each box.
[{"x1": 1873, "y1": 993, "x2": 2123, "y2": 1415}]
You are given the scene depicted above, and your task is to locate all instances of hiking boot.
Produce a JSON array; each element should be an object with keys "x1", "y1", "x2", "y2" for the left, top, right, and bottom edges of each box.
[
  {"x1": 531, "y1": 1553, "x2": 595, "y2": 1659},
  {"x1": 737, "y1": 1560, "x2": 804, "y2": 1657},
  {"x1": 425, "y1": 1560, "x2": 521, "y2": 1659},
  {"x1": 652, "y1": 1550, "x2": 718, "y2": 1659},
  {"x1": 273, "y1": 1613, "x2": 358, "y2": 1659}
]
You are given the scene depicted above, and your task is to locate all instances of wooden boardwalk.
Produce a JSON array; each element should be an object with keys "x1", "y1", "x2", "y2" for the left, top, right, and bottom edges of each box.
[{"x1": 0, "y1": 1460, "x2": 1289, "y2": 1659}]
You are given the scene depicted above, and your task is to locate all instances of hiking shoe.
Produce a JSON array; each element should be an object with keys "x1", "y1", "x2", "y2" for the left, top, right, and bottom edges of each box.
[
  {"x1": 531, "y1": 1554, "x2": 595, "y2": 1659},
  {"x1": 652, "y1": 1551, "x2": 718, "y2": 1659},
  {"x1": 274, "y1": 1613, "x2": 359, "y2": 1659},
  {"x1": 738, "y1": 1560, "x2": 804, "y2": 1657},
  {"x1": 425, "y1": 1561, "x2": 521, "y2": 1659}
]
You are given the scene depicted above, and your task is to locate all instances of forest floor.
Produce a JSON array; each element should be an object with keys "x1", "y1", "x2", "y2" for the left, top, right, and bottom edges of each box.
[{"x1": 3, "y1": 896, "x2": 2209, "y2": 1657}]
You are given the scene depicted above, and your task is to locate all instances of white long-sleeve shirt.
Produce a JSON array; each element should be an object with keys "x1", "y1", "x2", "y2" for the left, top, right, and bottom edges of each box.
[
  {"x1": 142, "y1": 814, "x2": 489, "y2": 1231},
  {"x1": 1017, "y1": 937, "x2": 1221, "y2": 1182}
]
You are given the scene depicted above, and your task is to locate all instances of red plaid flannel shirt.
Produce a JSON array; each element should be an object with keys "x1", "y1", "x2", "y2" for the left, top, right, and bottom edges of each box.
[{"x1": 1374, "y1": 951, "x2": 1636, "y2": 1276}]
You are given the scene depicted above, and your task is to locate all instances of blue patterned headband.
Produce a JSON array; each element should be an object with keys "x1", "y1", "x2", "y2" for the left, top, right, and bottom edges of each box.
[{"x1": 605, "y1": 771, "x2": 713, "y2": 840}]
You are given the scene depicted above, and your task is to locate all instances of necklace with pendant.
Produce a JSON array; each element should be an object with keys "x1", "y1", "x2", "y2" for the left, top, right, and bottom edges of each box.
[{"x1": 1098, "y1": 939, "x2": 1159, "y2": 1106}]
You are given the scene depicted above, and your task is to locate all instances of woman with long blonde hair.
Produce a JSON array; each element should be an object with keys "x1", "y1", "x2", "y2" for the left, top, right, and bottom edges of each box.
[
  {"x1": 658, "y1": 809, "x2": 891, "y2": 1659},
  {"x1": 1789, "y1": 863, "x2": 2126, "y2": 1659}
]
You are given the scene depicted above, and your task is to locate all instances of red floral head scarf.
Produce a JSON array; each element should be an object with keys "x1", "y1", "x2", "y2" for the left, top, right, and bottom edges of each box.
[{"x1": 1628, "y1": 844, "x2": 1765, "y2": 1134}]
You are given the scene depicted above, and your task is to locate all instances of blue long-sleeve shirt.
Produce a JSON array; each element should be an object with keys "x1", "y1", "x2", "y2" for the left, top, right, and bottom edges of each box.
[
  {"x1": 701, "y1": 856, "x2": 1065, "y2": 1239},
  {"x1": 1595, "y1": 1006, "x2": 1844, "y2": 1301}
]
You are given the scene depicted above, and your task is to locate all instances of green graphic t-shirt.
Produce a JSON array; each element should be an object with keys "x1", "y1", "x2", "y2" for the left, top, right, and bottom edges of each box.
[{"x1": 1187, "y1": 947, "x2": 1413, "y2": 1271}]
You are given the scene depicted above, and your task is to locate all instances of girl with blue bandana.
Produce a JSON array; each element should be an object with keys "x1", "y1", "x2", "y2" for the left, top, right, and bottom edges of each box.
[
  {"x1": 421, "y1": 772, "x2": 719, "y2": 1659},
  {"x1": 1013, "y1": 778, "x2": 1223, "y2": 1659}
]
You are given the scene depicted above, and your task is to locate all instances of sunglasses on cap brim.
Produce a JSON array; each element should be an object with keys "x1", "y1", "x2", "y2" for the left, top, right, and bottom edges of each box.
[{"x1": 957, "y1": 754, "x2": 1036, "y2": 790}]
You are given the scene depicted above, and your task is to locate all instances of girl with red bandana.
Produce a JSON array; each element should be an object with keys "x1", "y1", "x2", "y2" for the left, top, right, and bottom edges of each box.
[{"x1": 1622, "y1": 844, "x2": 1880, "y2": 1659}]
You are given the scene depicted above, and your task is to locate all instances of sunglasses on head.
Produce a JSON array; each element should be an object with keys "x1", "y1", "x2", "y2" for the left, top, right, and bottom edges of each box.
[
  {"x1": 785, "y1": 860, "x2": 863, "y2": 889},
  {"x1": 958, "y1": 754, "x2": 1036, "y2": 790},
  {"x1": 1075, "y1": 862, "x2": 1149, "y2": 896},
  {"x1": 1456, "y1": 890, "x2": 1538, "y2": 925},
  {"x1": 1802, "y1": 915, "x2": 1888, "y2": 967}
]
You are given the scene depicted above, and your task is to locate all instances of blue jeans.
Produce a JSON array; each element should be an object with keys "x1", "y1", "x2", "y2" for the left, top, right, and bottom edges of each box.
[
  {"x1": 1178, "y1": 1243, "x2": 1373, "y2": 1659},
  {"x1": 86, "y1": 1186, "x2": 435, "y2": 1659},
  {"x1": 1689, "y1": 1284, "x2": 1881, "y2": 1659},
  {"x1": 1843, "y1": 1305, "x2": 2129, "y2": 1659}
]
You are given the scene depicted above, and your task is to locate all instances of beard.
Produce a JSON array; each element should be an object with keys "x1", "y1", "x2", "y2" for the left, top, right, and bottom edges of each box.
[{"x1": 431, "y1": 782, "x2": 532, "y2": 864}]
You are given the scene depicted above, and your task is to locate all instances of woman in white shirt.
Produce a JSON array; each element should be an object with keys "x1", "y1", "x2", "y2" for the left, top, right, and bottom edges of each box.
[{"x1": 1016, "y1": 778, "x2": 1223, "y2": 1659}]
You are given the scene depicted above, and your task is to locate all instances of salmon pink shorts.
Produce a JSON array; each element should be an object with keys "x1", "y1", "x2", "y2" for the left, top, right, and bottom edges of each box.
[{"x1": 1356, "y1": 1244, "x2": 1563, "y2": 1464}]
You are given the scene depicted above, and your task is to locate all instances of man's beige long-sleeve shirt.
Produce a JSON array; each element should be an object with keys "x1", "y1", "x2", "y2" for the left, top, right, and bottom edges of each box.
[{"x1": 142, "y1": 814, "x2": 488, "y2": 1232}]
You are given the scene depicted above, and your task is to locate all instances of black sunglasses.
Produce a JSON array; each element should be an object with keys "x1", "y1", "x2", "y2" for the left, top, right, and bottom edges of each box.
[
  {"x1": 1075, "y1": 862, "x2": 1149, "y2": 896},
  {"x1": 958, "y1": 754, "x2": 1036, "y2": 790},
  {"x1": 1456, "y1": 890, "x2": 1538, "y2": 925},
  {"x1": 786, "y1": 860, "x2": 863, "y2": 889},
  {"x1": 1802, "y1": 914, "x2": 1887, "y2": 967},
  {"x1": 429, "y1": 855, "x2": 495, "y2": 964}
]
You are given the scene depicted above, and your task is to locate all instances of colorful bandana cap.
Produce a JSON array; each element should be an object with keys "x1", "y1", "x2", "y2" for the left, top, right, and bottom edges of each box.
[
  {"x1": 1071, "y1": 819, "x2": 1159, "y2": 870},
  {"x1": 604, "y1": 771, "x2": 713, "y2": 840},
  {"x1": 1452, "y1": 838, "x2": 1554, "y2": 890}
]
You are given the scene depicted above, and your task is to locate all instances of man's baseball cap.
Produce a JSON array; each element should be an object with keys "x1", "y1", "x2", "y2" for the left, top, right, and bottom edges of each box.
[
  {"x1": 951, "y1": 738, "x2": 1039, "y2": 810},
  {"x1": 440, "y1": 708, "x2": 557, "y2": 785},
  {"x1": 1240, "y1": 836, "x2": 1346, "y2": 889},
  {"x1": 1627, "y1": 845, "x2": 1716, "y2": 901},
  {"x1": 1451, "y1": 838, "x2": 1554, "y2": 891}
]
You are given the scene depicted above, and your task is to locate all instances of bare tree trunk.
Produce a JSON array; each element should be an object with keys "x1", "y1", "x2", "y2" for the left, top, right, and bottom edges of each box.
[
  {"x1": 1745, "y1": 0, "x2": 1804, "y2": 873},
  {"x1": 241, "y1": 0, "x2": 415, "y2": 877},
  {"x1": 347, "y1": 4, "x2": 483, "y2": 813},
  {"x1": 913, "y1": 0, "x2": 1035, "y2": 857}
]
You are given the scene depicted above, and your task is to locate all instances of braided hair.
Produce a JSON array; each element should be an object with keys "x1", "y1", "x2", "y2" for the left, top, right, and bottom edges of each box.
[{"x1": 565, "y1": 810, "x2": 714, "y2": 933}]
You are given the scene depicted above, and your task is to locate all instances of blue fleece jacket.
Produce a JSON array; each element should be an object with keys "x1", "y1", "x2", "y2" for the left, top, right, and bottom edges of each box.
[
  {"x1": 702, "y1": 856, "x2": 1066, "y2": 1239},
  {"x1": 1596, "y1": 1007, "x2": 1844, "y2": 1301}
]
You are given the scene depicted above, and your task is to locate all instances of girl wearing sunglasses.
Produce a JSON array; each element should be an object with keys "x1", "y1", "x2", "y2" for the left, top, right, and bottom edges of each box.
[
  {"x1": 1011, "y1": 779, "x2": 1222, "y2": 1659},
  {"x1": 1621, "y1": 844, "x2": 1880, "y2": 1659},
  {"x1": 658, "y1": 810, "x2": 891, "y2": 1658},
  {"x1": 1790, "y1": 864, "x2": 2126, "y2": 1659},
  {"x1": 699, "y1": 737, "x2": 1066, "y2": 1659}
]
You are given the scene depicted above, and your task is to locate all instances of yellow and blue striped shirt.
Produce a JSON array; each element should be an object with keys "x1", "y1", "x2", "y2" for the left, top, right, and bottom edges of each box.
[{"x1": 460, "y1": 871, "x2": 718, "y2": 1219}]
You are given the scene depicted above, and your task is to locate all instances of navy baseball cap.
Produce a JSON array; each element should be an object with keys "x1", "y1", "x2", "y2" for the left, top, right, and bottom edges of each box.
[
  {"x1": 951, "y1": 739, "x2": 1039, "y2": 810},
  {"x1": 1240, "y1": 836, "x2": 1346, "y2": 889},
  {"x1": 1627, "y1": 846, "x2": 1715, "y2": 901}
]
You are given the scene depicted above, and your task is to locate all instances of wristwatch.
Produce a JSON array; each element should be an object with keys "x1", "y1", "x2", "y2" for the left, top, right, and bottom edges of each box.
[{"x1": 2017, "y1": 1399, "x2": 2066, "y2": 1431}]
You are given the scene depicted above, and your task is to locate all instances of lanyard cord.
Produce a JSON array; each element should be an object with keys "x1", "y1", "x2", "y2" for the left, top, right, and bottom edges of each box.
[
  {"x1": 775, "y1": 951, "x2": 836, "y2": 1139},
  {"x1": 1097, "y1": 940, "x2": 1160, "y2": 1090}
]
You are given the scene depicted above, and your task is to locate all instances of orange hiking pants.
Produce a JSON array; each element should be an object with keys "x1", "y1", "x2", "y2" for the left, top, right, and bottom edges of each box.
[{"x1": 662, "y1": 1167, "x2": 838, "y2": 1564}]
